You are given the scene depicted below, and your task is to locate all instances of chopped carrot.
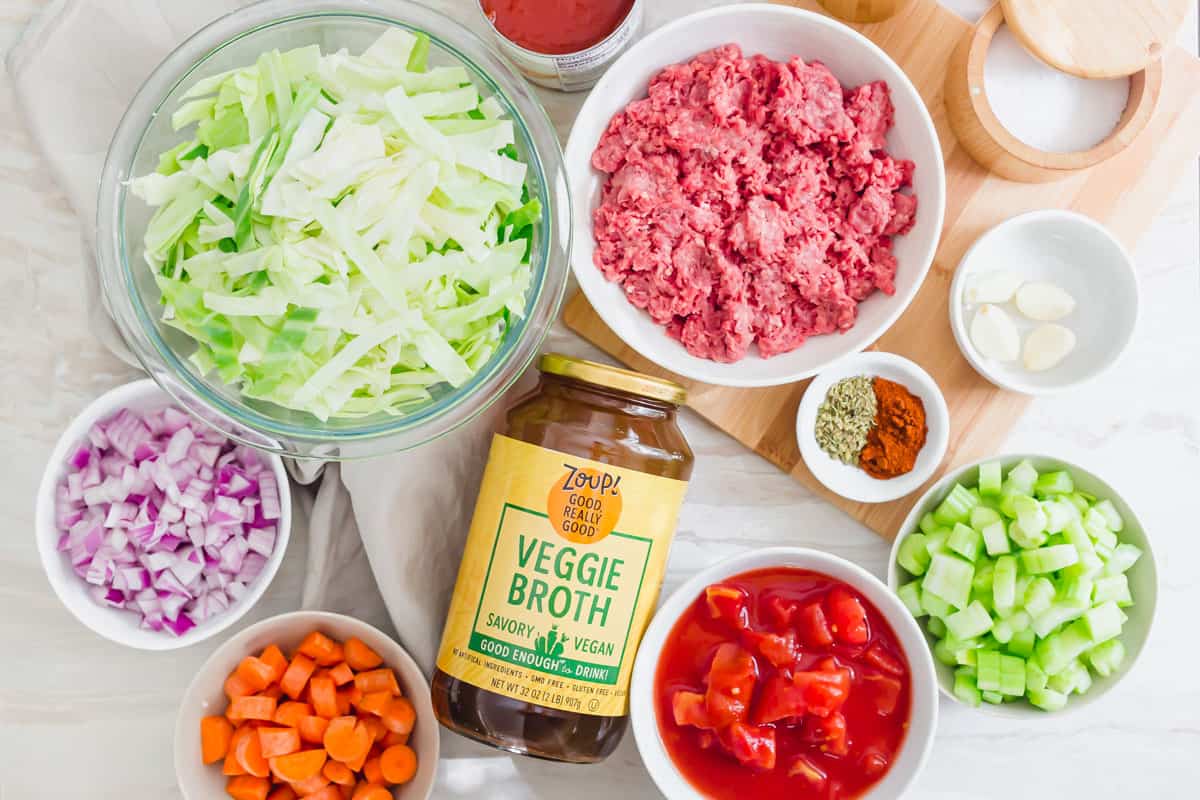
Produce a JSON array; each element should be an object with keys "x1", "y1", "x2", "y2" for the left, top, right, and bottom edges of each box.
[
  {"x1": 382, "y1": 731, "x2": 409, "y2": 748},
  {"x1": 353, "y1": 669, "x2": 399, "y2": 696},
  {"x1": 344, "y1": 638, "x2": 383, "y2": 671},
  {"x1": 310, "y1": 676, "x2": 339, "y2": 719},
  {"x1": 323, "y1": 717, "x2": 372, "y2": 765},
  {"x1": 381, "y1": 697, "x2": 415, "y2": 736},
  {"x1": 359, "y1": 717, "x2": 386, "y2": 744},
  {"x1": 226, "y1": 672, "x2": 257, "y2": 701},
  {"x1": 361, "y1": 756, "x2": 384, "y2": 785},
  {"x1": 224, "y1": 726, "x2": 253, "y2": 776},
  {"x1": 275, "y1": 701, "x2": 313, "y2": 729},
  {"x1": 356, "y1": 692, "x2": 391, "y2": 717},
  {"x1": 350, "y1": 784, "x2": 391, "y2": 800},
  {"x1": 298, "y1": 632, "x2": 338, "y2": 663},
  {"x1": 233, "y1": 723, "x2": 271, "y2": 778},
  {"x1": 260, "y1": 644, "x2": 289, "y2": 682},
  {"x1": 335, "y1": 690, "x2": 352, "y2": 717},
  {"x1": 316, "y1": 642, "x2": 345, "y2": 667},
  {"x1": 226, "y1": 775, "x2": 271, "y2": 800},
  {"x1": 223, "y1": 749, "x2": 247, "y2": 777},
  {"x1": 288, "y1": 772, "x2": 331, "y2": 796},
  {"x1": 258, "y1": 727, "x2": 301, "y2": 759},
  {"x1": 270, "y1": 749, "x2": 328, "y2": 782},
  {"x1": 230, "y1": 695, "x2": 279, "y2": 723},
  {"x1": 304, "y1": 787, "x2": 343, "y2": 800},
  {"x1": 322, "y1": 760, "x2": 356, "y2": 786},
  {"x1": 237, "y1": 656, "x2": 277, "y2": 692},
  {"x1": 201, "y1": 716, "x2": 235, "y2": 765},
  {"x1": 379, "y1": 744, "x2": 418, "y2": 785},
  {"x1": 298, "y1": 715, "x2": 330, "y2": 745},
  {"x1": 328, "y1": 663, "x2": 355, "y2": 686},
  {"x1": 266, "y1": 786, "x2": 298, "y2": 800},
  {"x1": 281, "y1": 654, "x2": 317, "y2": 700}
]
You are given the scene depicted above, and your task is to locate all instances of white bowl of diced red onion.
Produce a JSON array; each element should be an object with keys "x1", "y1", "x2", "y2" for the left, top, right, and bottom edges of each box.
[{"x1": 35, "y1": 378, "x2": 291, "y2": 650}]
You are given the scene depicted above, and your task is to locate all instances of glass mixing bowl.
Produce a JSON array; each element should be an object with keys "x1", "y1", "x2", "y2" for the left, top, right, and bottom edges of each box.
[{"x1": 96, "y1": 0, "x2": 570, "y2": 460}]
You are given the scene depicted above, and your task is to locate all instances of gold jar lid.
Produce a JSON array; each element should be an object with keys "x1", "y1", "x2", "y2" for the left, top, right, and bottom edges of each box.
[{"x1": 538, "y1": 353, "x2": 687, "y2": 405}]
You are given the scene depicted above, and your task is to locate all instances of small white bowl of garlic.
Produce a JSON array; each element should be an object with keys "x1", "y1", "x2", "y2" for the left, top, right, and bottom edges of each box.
[{"x1": 950, "y1": 210, "x2": 1139, "y2": 395}]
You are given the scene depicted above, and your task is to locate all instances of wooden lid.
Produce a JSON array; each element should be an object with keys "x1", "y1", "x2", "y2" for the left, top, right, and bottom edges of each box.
[{"x1": 1000, "y1": 0, "x2": 1191, "y2": 78}]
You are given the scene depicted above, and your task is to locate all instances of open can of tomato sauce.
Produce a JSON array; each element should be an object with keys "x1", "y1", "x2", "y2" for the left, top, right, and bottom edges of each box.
[
  {"x1": 476, "y1": 0, "x2": 644, "y2": 92},
  {"x1": 432, "y1": 353, "x2": 693, "y2": 762}
]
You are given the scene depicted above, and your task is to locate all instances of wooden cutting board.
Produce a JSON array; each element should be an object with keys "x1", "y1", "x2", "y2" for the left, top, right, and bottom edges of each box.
[{"x1": 563, "y1": 0, "x2": 1200, "y2": 540}]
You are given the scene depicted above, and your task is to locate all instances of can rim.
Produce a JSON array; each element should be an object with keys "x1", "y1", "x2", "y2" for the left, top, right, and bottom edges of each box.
[{"x1": 475, "y1": 0, "x2": 641, "y2": 60}]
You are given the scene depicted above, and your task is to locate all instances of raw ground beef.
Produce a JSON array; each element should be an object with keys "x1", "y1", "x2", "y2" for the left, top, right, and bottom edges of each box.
[{"x1": 591, "y1": 44, "x2": 918, "y2": 363}]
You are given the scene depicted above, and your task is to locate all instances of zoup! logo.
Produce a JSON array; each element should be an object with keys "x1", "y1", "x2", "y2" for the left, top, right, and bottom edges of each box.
[{"x1": 547, "y1": 463, "x2": 623, "y2": 545}]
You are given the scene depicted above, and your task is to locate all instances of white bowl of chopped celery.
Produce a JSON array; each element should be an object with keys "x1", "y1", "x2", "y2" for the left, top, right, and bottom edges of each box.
[
  {"x1": 888, "y1": 455, "x2": 1156, "y2": 715},
  {"x1": 96, "y1": 0, "x2": 570, "y2": 459}
]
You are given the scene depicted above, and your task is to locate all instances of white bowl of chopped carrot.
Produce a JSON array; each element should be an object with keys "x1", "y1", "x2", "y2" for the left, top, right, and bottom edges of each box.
[{"x1": 175, "y1": 611, "x2": 438, "y2": 800}]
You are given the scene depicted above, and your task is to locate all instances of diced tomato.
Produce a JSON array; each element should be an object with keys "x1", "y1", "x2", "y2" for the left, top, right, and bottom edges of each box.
[
  {"x1": 764, "y1": 595, "x2": 797, "y2": 628},
  {"x1": 704, "y1": 643, "x2": 757, "y2": 727},
  {"x1": 863, "y1": 643, "x2": 907, "y2": 677},
  {"x1": 671, "y1": 690, "x2": 713, "y2": 729},
  {"x1": 721, "y1": 722, "x2": 776, "y2": 771},
  {"x1": 859, "y1": 746, "x2": 890, "y2": 778},
  {"x1": 754, "y1": 660, "x2": 850, "y2": 724},
  {"x1": 742, "y1": 630, "x2": 797, "y2": 668},
  {"x1": 696, "y1": 730, "x2": 719, "y2": 750},
  {"x1": 787, "y1": 754, "x2": 828, "y2": 792},
  {"x1": 826, "y1": 587, "x2": 870, "y2": 645},
  {"x1": 795, "y1": 602, "x2": 834, "y2": 647},
  {"x1": 803, "y1": 711, "x2": 849, "y2": 757},
  {"x1": 705, "y1": 585, "x2": 750, "y2": 630},
  {"x1": 861, "y1": 672, "x2": 903, "y2": 716}
]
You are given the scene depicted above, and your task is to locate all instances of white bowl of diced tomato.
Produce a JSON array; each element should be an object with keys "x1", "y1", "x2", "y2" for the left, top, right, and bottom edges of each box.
[{"x1": 630, "y1": 547, "x2": 938, "y2": 800}]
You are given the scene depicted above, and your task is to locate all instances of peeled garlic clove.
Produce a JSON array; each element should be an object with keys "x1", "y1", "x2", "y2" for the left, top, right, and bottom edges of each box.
[
  {"x1": 1023, "y1": 324, "x2": 1077, "y2": 372},
  {"x1": 970, "y1": 304, "x2": 1021, "y2": 362},
  {"x1": 1015, "y1": 281, "x2": 1076, "y2": 321},
  {"x1": 965, "y1": 271, "x2": 1023, "y2": 305}
]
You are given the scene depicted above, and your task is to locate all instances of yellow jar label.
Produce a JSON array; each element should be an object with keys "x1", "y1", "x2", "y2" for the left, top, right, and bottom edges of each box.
[{"x1": 436, "y1": 434, "x2": 688, "y2": 717}]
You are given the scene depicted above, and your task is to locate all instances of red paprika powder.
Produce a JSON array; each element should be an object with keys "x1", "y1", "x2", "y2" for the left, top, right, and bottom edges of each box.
[{"x1": 860, "y1": 377, "x2": 927, "y2": 479}]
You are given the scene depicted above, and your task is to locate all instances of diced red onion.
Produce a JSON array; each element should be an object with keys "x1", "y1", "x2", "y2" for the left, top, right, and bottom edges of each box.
[{"x1": 55, "y1": 405, "x2": 282, "y2": 636}]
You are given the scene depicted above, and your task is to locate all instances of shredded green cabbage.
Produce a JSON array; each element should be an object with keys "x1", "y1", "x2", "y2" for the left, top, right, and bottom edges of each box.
[{"x1": 131, "y1": 30, "x2": 538, "y2": 421}]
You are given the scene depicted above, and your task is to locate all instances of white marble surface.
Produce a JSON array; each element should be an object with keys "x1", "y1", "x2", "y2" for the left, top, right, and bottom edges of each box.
[{"x1": 2, "y1": 1, "x2": 1198, "y2": 799}]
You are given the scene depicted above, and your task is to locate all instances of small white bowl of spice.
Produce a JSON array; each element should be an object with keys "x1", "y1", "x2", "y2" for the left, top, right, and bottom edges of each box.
[
  {"x1": 796, "y1": 352, "x2": 950, "y2": 504},
  {"x1": 950, "y1": 210, "x2": 1139, "y2": 395}
]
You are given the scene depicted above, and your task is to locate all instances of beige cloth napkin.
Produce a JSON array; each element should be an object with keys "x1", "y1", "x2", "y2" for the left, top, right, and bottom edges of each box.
[{"x1": 9, "y1": 0, "x2": 515, "y2": 671}]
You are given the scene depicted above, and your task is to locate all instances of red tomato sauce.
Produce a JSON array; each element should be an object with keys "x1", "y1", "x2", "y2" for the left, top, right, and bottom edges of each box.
[
  {"x1": 480, "y1": 0, "x2": 635, "y2": 55},
  {"x1": 654, "y1": 568, "x2": 912, "y2": 800}
]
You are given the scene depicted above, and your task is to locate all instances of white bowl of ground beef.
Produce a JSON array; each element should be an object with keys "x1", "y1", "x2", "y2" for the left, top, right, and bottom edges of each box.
[{"x1": 565, "y1": 4, "x2": 945, "y2": 387}]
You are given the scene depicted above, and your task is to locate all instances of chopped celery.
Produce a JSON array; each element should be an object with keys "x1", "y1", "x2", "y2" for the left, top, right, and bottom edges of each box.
[
  {"x1": 1034, "y1": 470, "x2": 1074, "y2": 496},
  {"x1": 1023, "y1": 577, "x2": 1057, "y2": 617},
  {"x1": 1008, "y1": 460, "x2": 1039, "y2": 493},
  {"x1": 972, "y1": 561, "x2": 996, "y2": 593},
  {"x1": 1036, "y1": 620, "x2": 1093, "y2": 675},
  {"x1": 981, "y1": 690, "x2": 1005, "y2": 705},
  {"x1": 919, "y1": 512, "x2": 939, "y2": 535},
  {"x1": 1043, "y1": 500, "x2": 1077, "y2": 534},
  {"x1": 1032, "y1": 601, "x2": 1088, "y2": 639},
  {"x1": 1047, "y1": 659, "x2": 1092, "y2": 695},
  {"x1": 924, "y1": 553, "x2": 974, "y2": 609},
  {"x1": 1059, "y1": 576, "x2": 1095, "y2": 608},
  {"x1": 897, "y1": 533, "x2": 932, "y2": 576},
  {"x1": 1008, "y1": 609, "x2": 1032, "y2": 633},
  {"x1": 1009, "y1": 627, "x2": 1037, "y2": 658},
  {"x1": 1104, "y1": 543, "x2": 1143, "y2": 576},
  {"x1": 1091, "y1": 525, "x2": 1119, "y2": 550},
  {"x1": 998, "y1": 653, "x2": 1027, "y2": 696},
  {"x1": 1082, "y1": 601, "x2": 1124, "y2": 644},
  {"x1": 1029, "y1": 688, "x2": 1068, "y2": 711},
  {"x1": 970, "y1": 505, "x2": 1002, "y2": 530},
  {"x1": 993, "y1": 555, "x2": 1017, "y2": 615},
  {"x1": 998, "y1": 489, "x2": 1021, "y2": 519},
  {"x1": 924, "y1": 528, "x2": 951, "y2": 557},
  {"x1": 978, "y1": 462, "x2": 1003, "y2": 496},
  {"x1": 1094, "y1": 499, "x2": 1124, "y2": 532},
  {"x1": 980, "y1": 519, "x2": 1011, "y2": 556},
  {"x1": 1083, "y1": 507, "x2": 1111, "y2": 537},
  {"x1": 921, "y1": 589, "x2": 954, "y2": 620},
  {"x1": 1012, "y1": 494, "x2": 1049, "y2": 538},
  {"x1": 956, "y1": 646, "x2": 979, "y2": 667},
  {"x1": 945, "y1": 601, "x2": 994, "y2": 640},
  {"x1": 1065, "y1": 493, "x2": 1091, "y2": 514},
  {"x1": 1087, "y1": 639, "x2": 1125, "y2": 677},
  {"x1": 927, "y1": 616, "x2": 948, "y2": 638},
  {"x1": 976, "y1": 650, "x2": 1002, "y2": 692},
  {"x1": 1026, "y1": 660, "x2": 1048, "y2": 691},
  {"x1": 1008, "y1": 519, "x2": 1048, "y2": 549},
  {"x1": 954, "y1": 670, "x2": 982, "y2": 707},
  {"x1": 1021, "y1": 544, "x2": 1080, "y2": 574},
  {"x1": 949, "y1": 523, "x2": 983, "y2": 562},
  {"x1": 933, "y1": 638, "x2": 957, "y2": 666},
  {"x1": 1093, "y1": 574, "x2": 1132, "y2": 607},
  {"x1": 991, "y1": 618, "x2": 1014, "y2": 644},
  {"x1": 934, "y1": 483, "x2": 979, "y2": 526},
  {"x1": 898, "y1": 581, "x2": 925, "y2": 617}
]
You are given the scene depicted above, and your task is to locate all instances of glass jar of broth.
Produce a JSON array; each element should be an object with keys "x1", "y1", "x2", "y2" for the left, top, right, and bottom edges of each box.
[{"x1": 431, "y1": 353, "x2": 693, "y2": 762}]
